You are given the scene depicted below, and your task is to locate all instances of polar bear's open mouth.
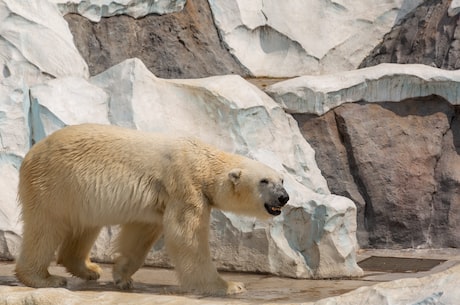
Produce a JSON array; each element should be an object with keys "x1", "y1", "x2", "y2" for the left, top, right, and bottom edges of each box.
[{"x1": 265, "y1": 203, "x2": 282, "y2": 216}]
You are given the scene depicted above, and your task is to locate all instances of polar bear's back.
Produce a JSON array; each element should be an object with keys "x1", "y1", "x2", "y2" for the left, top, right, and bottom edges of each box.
[{"x1": 18, "y1": 124, "x2": 199, "y2": 227}]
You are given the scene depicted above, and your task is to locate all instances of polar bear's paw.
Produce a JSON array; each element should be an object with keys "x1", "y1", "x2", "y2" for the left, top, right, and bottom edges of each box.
[
  {"x1": 83, "y1": 262, "x2": 102, "y2": 280},
  {"x1": 225, "y1": 281, "x2": 246, "y2": 295},
  {"x1": 16, "y1": 273, "x2": 67, "y2": 288},
  {"x1": 113, "y1": 275, "x2": 133, "y2": 290}
]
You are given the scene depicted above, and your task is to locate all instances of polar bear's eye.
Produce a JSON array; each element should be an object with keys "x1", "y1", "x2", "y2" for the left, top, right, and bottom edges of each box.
[{"x1": 260, "y1": 179, "x2": 269, "y2": 184}]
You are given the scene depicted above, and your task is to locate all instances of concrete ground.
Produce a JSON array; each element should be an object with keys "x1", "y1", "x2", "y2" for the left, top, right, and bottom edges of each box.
[{"x1": 0, "y1": 248, "x2": 459, "y2": 304}]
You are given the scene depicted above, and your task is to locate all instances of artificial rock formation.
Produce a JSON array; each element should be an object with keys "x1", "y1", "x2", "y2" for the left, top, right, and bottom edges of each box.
[
  {"x1": 63, "y1": 0, "x2": 423, "y2": 78},
  {"x1": 64, "y1": 0, "x2": 249, "y2": 78},
  {"x1": 208, "y1": 0, "x2": 421, "y2": 77},
  {"x1": 360, "y1": 0, "x2": 460, "y2": 70},
  {"x1": 267, "y1": 64, "x2": 460, "y2": 248},
  {"x1": 0, "y1": 0, "x2": 365, "y2": 280},
  {"x1": 27, "y1": 58, "x2": 362, "y2": 279}
]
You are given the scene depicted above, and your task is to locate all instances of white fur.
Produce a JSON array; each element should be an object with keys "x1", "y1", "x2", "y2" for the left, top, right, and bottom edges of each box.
[{"x1": 15, "y1": 124, "x2": 287, "y2": 295}]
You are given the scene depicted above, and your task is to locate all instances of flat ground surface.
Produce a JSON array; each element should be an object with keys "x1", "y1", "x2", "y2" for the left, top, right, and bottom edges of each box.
[{"x1": 1, "y1": 249, "x2": 459, "y2": 304}]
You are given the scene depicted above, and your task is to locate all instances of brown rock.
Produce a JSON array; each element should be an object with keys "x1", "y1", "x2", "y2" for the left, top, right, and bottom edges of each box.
[
  {"x1": 360, "y1": 0, "x2": 460, "y2": 70},
  {"x1": 432, "y1": 111, "x2": 460, "y2": 247},
  {"x1": 294, "y1": 112, "x2": 369, "y2": 245},
  {"x1": 295, "y1": 97, "x2": 458, "y2": 248},
  {"x1": 64, "y1": 0, "x2": 250, "y2": 78}
]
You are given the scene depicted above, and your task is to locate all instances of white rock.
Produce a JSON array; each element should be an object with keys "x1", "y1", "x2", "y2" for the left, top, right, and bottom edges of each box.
[
  {"x1": 449, "y1": 0, "x2": 460, "y2": 16},
  {"x1": 0, "y1": 57, "x2": 362, "y2": 278},
  {"x1": 29, "y1": 77, "x2": 110, "y2": 143},
  {"x1": 51, "y1": 0, "x2": 186, "y2": 22},
  {"x1": 89, "y1": 58, "x2": 362, "y2": 278},
  {"x1": 0, "y1": 81, "x2": 31, "y2": 260},
  {"x1": 266, "y1": 63, "x2": 460, "y2": 116},
  {"x1": 0, "y1": 153, "x2": 22, "y2": 260},
  {"x1": 208, "y1": 0, "x2": 417, "y2": 77},
  {"x1": 0, "y1": 0, "x2": 89, "y2": 79}
]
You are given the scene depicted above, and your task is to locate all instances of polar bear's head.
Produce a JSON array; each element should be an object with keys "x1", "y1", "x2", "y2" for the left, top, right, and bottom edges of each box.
[{"x1": 216, "y1": 159, "x2": 289, "y2": 218}]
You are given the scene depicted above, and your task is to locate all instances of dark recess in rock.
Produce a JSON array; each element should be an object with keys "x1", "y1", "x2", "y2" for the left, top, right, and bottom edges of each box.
[{"x1": 65, "y1": 0, "x2": 250, "y2": 78}]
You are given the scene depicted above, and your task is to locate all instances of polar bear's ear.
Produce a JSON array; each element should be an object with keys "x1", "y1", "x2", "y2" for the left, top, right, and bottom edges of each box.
[{"x1": 228, "y1": 169, "x2": 242, "y2": 185}]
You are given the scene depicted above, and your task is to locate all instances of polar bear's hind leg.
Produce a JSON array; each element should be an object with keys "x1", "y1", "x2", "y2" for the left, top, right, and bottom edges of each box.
[
  {"x1": 15, "y1": 220, "x2": 67, "y2": 288},
  {"x1": 57, "y1": 226, "x2": 103, "y2": 281}
]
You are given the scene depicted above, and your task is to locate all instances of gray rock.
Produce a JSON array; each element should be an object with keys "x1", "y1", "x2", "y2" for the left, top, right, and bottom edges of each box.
[
  {"x1": 360, "y1": 0, "x2": 460, "y2": 70},
  {"x1": 64, "y1": 0, "x2": 250, "y2": 78}
]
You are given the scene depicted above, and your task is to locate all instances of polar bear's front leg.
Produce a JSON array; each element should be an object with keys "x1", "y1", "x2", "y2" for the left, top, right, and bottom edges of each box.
[
  {"x1": 113, "y1": 222, "x2": 163, "y2": 289},
  {"x1": 163, "y1": 202, "x2": 246, "y2": 296}
]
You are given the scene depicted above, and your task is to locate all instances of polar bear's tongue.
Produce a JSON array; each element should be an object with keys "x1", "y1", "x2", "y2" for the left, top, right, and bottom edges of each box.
[{"x1": 265, "y1": 203, "x2": 282, "y2": 216}]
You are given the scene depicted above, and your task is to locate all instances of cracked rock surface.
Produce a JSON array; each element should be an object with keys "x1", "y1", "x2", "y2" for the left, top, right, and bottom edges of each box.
[
  {"x1": 360, "y1": 0, "x2": 460, "y2": 70},
  {"x1": 65, "y1": 0, "x2": 250, "y2": 78},
  {"x1": 294, "y1": 97, "x2": 460, "y2": 248}
]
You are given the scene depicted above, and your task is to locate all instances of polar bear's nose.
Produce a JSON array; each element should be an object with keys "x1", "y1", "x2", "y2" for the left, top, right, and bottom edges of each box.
[{"x1": 278, "y1": 193, "x2": 289, "y2": 205}]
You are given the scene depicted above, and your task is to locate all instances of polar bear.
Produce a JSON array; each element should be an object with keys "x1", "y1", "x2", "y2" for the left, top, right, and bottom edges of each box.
[{"x1": 15, "y1": 123, "x2": 289, "y2": 295}]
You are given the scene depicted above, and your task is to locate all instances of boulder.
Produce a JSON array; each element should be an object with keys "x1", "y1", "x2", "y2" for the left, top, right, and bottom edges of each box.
[
  {"x1": 265, "y1": 63, "x2": 460, "y2": 116},
  {"x1": 208, "y1": 0, "x2": 421, "y2": 77},
  {"x1": 0, "y1": 0, "x2": 88, "y2": 79},
  {"x1": 29, "y1": 77, "x2": 110, "y2": 144},
  {"x1": 267, "y1": 65, "x2": 460, "y2": 248},
  {"x1": 64, "y1": 0, "x2": 250, "y2": 78},
  {"x1": 360, "y1": 0, "x2": 460, "y2": 71},
  {"x1": 315, "y1": 263, "x2": 460, "y2": 305}
]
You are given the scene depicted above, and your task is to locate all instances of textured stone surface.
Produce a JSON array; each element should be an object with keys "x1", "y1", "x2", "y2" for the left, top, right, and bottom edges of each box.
[
  {"x1": 0, "y1": 0, "x2": 88, "y2": 79},
  {"x1": 450, "y1": 0, "x2": 460, "y2": 16},
  {"x1": 315, "y1": 263, "x2": 460, "y2": 305},
  {"x1": 295, "y1": 97, "x2": 460, "y2": 248},
  {"x1": 432, "y1": 111, "x2": 460, "y2": 248},
  {"x1": 52, "y1": 0, "x2": 186, "y2": 22},
  {"x1": 87, "y1": 59, "x2": 361, "y2": 278},
  {"x1": 265, "y1": 63, "x2": 460, "y2": 116},
  {"x1": 360, "y1": 0, "x2": 460, "y2": 70},
  {"x1": 0, "y1": 0, "x2": 91, "y2": 261},
  {"x1": 0, "y1": 262, "x2": 458, "y2": 305},
  {"x1": 267, "y1": 64, "x2": 460, "y2": 248},
  {"x1": 208, "y1": 0, "x2": 420, "y2": 77},
  {"x1": 6, "y1": 58, "x2": 363, "y2": 279},
  {"x1": 65, "y1": 0, "x2": 250, "y2": 78}
]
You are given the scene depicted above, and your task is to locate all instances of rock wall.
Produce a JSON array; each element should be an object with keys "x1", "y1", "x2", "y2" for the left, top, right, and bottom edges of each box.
[
  {"x1": 207, "y1": 0, "x2": 420, "y2": 77},
  {"x1": 64, "y1": 0, "x2": 424, "y2": 78},
  {"x1": 64, "y1": 0, "x2": 250, "y2": 78},
  {"x1": 0, "y1": 0, "x2": 366, "y2": 278},
  {"x1": 266, "y1": 64, "x2": 460, "y2": 248},
  {"x1": 360, "y1": 0, "x2": 460, "y2": 70},
  {"x1": 295, "y1": 98, "x2": 460, "y2": 248},
  {"x1": 0, "y1": 0, "x2": 459, "y2": 284}
]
